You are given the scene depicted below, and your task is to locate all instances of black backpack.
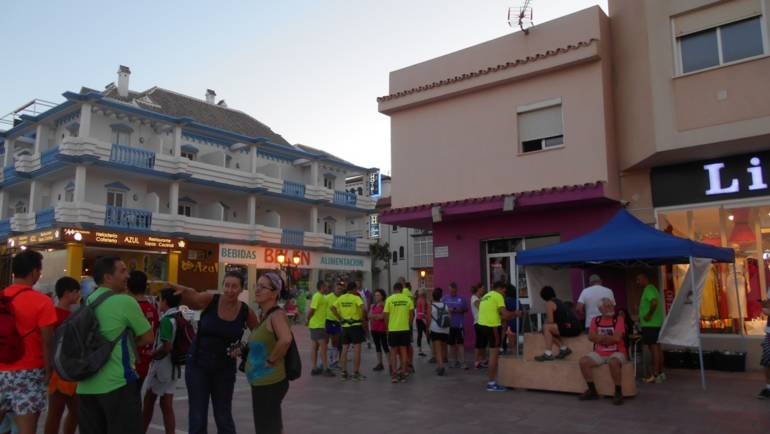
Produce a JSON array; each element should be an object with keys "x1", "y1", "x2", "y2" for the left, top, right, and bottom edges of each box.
[
  {"x1": 53, "y1": 290, "x2": 133, "y2": 382},
  {"x1": 432, "y1": 303, "x2": 451, "y2": 328},
  {"x1": 263, "y1": 306, "x2": 302, "y2": 381}
]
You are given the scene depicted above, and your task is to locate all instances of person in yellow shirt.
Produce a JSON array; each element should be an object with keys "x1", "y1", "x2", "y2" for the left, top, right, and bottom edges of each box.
[
  {"x1": 331, "y1": 282, "x2": 368, "y2": 381},
  {"x1": 307, "y1": 281, "x2": 334, "y2": 377},
  {"x1": 384, "y1": 282, "x2": 414, "y2": 383},
  {"x1": 477, "y1": 281, "x2": 519, "y2": 392},
  {"x1": 324, "y1": 283, "x2": 344, "y2": 369}
]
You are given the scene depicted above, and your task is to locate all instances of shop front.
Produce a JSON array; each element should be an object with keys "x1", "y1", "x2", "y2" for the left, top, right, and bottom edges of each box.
[{"x1": 652, "y1": 150, "x2": 770, "y2": 369}]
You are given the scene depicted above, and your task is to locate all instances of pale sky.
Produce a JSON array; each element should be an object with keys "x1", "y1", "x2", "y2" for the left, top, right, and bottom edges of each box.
[{"x1": 0, "y1": 0, "x2": 607, "y2": 173}]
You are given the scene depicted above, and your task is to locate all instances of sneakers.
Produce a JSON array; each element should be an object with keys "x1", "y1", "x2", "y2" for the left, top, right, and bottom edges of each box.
[
  {"x1": 437, "y1": 367, "x2": 446, "y2": 376},
  {"x1": 643, "y1": 375, "x2": 657, "y2": 384},
  {"x1": 340, "y1": 371, "x2": 349, "y2": 381},
  {"x1": 474, "y1": 361, "x2": 489, "y2": 369},
  {"x1": 757, "y1": 388, "x2": 770, "y2": 400},
  {"x1": 311, "y1": 367, "x2": 323, "y2": 376},
  {"x1": 534, "y1": 353, "x2": 555, "y2": 362},
  {"x1": 613, "y1": 391, "x2": 624, "y2": 406},
  {"x1": 556, "y1": 348, "x2": 572, "y2": 359},
  {"x1": 579, "y1": 389, "x2": 599, "y2": 401},
  {"x1": 399, "y1": 373, "x2": 408, "y2": 383},
  {"x1": 373, "y1": 363, "x2": 384, "y2": 372},
  {"x1": 391, "y1": 375, "x2": 399, "y2": 384},
  {"x1": 352, "y1": 372, "x2": 365, "y2": 382},
  {"x1": 418, "y1": 350, "x2": 427, "y2": 357},
  {"x1": 464, "y1": 363, "x2": 470, "y2": 370},
  {"x1": 322, "y1": 369, "x2": 336, "y2": 377},
  {"x1": 655, "y1": 373, "x2": 667, "y2": 383},
  {"x1": 486, "y1": 382, "x2": 507, "y2": 392}
]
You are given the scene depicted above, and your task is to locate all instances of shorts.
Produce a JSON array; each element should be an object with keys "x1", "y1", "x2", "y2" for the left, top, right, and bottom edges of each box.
[
  {"x1": 145, "y1": 376, "x2": 178, "y2": 396},
  {"x1": 341, "y1": 326, "x2": 365, "y2": 345},
  {"x1": 48, "y1": 371, "x2": 78, "y2": 396},
  {"x1": 430, "y1": 331, "x2": 449, "y2": 342},
  {"x1": 586, "y1": 351, "x2": 627, "y2": 365},
  {"x1": 641, "y1": 327, "x2": 661, "y2": 345},
  {"x1": 760, "y1": 337, "x2": 770, "y2": 367},
  {"x1": 448, "y1": 327, "x2": 464, "y2": 345},
  {"x1": 310, "y1": 328, "x2": 328, "y2": 342},
  {"x1": 0, "y1": 368, "x2": 47, "y2": 415},
  {"x1": 388, "y1": 331, "x2": 411, "y2": 348},
  {"x1": 325, "y1": 320, "x2": 342, "y2": 335},
  {"x1": 475, "y1": 325, "x2": 501, "y2": 349},
  {"x1": 557, "y1": 323, "x2": 582, "y2": 338}
]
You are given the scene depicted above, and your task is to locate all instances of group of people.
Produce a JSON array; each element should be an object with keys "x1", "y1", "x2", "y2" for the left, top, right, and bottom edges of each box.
[{"x1": 0, "y1": 249, "x2": 295, "y2": 434}]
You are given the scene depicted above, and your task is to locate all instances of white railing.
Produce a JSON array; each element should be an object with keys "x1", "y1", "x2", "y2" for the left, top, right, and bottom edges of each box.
[{"x1": 10, "y1": 213, "x2": 36, "y2": 232}]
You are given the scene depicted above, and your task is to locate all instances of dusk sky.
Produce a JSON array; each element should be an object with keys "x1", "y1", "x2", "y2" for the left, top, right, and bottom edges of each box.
[{"x1": 0, "y1": 0, "x2": 607, "y2": 173}]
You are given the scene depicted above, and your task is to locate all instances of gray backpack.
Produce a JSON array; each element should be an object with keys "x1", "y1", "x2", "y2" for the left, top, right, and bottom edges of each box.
[{"x1": 53, "y1": 290, "x2": 133, "y2": 382}]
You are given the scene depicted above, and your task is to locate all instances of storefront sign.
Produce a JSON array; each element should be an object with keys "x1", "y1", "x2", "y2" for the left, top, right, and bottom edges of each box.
[
  {"x1": 61, "y1": 228, "x2": 184, "y2": 250},
  {"x1": 652, "y1": 151, "x2": 770, "y2": 207},
  {"x1": 369, "y1": 214, "x2": 380, "y2": 239},
  {"x1": 434, "y1": 246, "x2": 449, "y2": 258},
  {"x1": 7, "y1": 229, "x2": 61, "y2": 247},
  {"x1": 219, "y1": 244, "x2": 370, "y2": 271}
]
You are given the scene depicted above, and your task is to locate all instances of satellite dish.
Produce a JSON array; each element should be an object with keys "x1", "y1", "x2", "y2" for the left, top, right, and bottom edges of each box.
[{"x1": 508, "y1": 0, "x2": 534, "y2": 34}]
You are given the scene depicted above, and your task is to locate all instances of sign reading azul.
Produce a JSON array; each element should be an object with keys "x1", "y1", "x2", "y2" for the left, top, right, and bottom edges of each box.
[
  {"x1": 651, "y1": 151, "x2": 770, "y2": 208},
  {"x1": 61, "y1": 228, "x2": 183, "y2": 249}
]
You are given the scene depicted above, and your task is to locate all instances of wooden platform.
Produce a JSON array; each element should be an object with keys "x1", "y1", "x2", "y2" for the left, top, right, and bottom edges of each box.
[{"x1": 497, "y1": 333, "x2": 638, "y2": 397}]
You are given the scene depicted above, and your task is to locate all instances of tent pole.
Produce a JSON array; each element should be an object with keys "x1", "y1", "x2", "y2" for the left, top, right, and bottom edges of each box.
[
  {"x1": 690, "y1": 257, "x2": 706, "y2": 391},
  {"x1": 732, "y1": 262, "x2": 745, "y2": 335}
]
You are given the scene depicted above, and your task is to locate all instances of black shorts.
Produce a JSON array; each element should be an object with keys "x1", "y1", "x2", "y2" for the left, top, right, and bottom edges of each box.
[
  {"x1": 341, "y1": 326, "x2": 365, "y2": 345},
  {"x1": 475, "y1": 325, "x2": 501, "y2": 349},
  {"x1": 641, "y1": 327, "x2": 660, "y2": 345},
  {"x1": 388, "y1": 331, "x2": 411, "y2": 348},
  {"x1": 448, "y1": 327, "x2": 464, "y2": 345},
  {"x1": 429, "y1": 331, "x2": 449, "y2": 342},
  {"x1": 557, "y1": 323, "x2": 581, "y2": 338}
]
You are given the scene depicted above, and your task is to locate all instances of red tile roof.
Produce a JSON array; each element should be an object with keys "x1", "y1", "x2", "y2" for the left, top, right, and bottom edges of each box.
[{"x1": 377, "y1": 38, "x2": 599, "y2": 103}]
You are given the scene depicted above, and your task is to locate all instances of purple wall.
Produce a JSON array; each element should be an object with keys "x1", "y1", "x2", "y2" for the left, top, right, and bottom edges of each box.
[{"x1": 430, "y1": 203, "x2": 621, "y2": 345}]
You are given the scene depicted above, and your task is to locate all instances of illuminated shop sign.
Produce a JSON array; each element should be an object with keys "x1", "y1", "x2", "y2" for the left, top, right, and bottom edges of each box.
[
  {"x1": 368, "y1": 170, "x2": 381, "y2": 198},
  {"x1": 219, "y1": 244, "x2": 370, "y2": 271},
  {"x1": 651, "y1": 151, "x2": 770, "y2": 208},
  {"x1": 7, "y1": 229, "x2": 61, "y2": 247},
  {"x1": 61, "y1": 228, "x2": 184, "y2": 250}
]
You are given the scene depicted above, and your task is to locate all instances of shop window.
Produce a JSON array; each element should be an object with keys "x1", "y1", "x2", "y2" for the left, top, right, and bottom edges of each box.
[
  {"x1": 106, "y1": 190, "x2": 124, "y2": 208},
  {"x1": 399, "y1": 246, "x2": 405, "y2": 259},
  {"x1": 679, "y1": 16, "x2": 764, "y2": 74},
  {"x1": 110, "y1": 124, "x2": 132, "y2": 146},
  {"x1": 518, "y1": 102, "x2": 564, "y2": 154},
  {"x1": 178, "y1": 204, "x2": 192, "y2": 217}
]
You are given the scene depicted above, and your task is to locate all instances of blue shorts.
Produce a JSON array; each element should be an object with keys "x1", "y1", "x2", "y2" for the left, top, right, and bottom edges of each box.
[{"x1": 325, "y1": 320, "x2": 342, "y2": 335}]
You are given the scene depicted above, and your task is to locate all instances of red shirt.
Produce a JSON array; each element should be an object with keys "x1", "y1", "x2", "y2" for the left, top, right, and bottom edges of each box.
[
  {"x1": 135, "y1": 298, "x2": 159, "y2": 379},
  {"x1": 370, "y1": 304, "x2": 387, "y2": 332},
  {"x1": 53, "y1": 307, "x2": 71, "y2": 329},
  {"x1": 590, "y1": 315, "x2": 626, "y2": 357},
  {"x1": 0, "y1": 284, "x2": 57, "y2": 371}
]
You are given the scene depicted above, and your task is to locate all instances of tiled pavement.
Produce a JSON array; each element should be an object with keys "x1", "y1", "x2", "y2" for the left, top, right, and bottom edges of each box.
[{"x1": 136, "y1": 325, "x2": 770, "y2": 434}]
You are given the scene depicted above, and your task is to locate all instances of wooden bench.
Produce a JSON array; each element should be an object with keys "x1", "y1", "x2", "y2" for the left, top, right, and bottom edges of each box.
[{"x1": 497, "y1": 333, "x2": 638, "y2": 397}]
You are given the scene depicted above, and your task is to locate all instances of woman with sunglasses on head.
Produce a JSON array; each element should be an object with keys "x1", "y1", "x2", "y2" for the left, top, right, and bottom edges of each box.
[
  {"x1": 170, "y1": 271, "x2": 258, "y2": 434},
  {"x1": 244, "y1": 272, "x2": 293, "y2": 434}
]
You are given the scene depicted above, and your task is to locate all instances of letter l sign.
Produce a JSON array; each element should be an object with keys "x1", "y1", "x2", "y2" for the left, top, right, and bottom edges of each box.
[{"x1": 704, "y1": 163, "x2": 739, "y2": 195}]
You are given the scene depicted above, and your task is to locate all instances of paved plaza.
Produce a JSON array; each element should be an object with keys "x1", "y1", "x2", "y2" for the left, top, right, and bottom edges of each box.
[{"x1": 139, "y1": 326, "x2": 770, "y2": 434}]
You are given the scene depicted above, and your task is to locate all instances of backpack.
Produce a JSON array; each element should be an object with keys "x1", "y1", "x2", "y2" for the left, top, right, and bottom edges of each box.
[
  {"x1": 53, "y1": 290, "x2": 133, "y2": 382},
  {"x1": 0, "y1": 288, "x2": 32, "y2": 364},
  {"x1": 264, "y1": 306, "x2": 302, "y2": 381},
  {"x1": 432, "y1": 303, "x2": 451, "y2": 329},
  {"x1": 170, "y1": 312, "x2": 195, "y2": 367},
  {"x1": 592, "y1": 314, "x2": 629, "y2": 355}
]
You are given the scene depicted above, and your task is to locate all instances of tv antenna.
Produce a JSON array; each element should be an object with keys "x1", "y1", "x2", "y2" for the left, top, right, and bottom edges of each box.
[{"x1": 508, "y1": 0, "x2": 534, "y2": 34}]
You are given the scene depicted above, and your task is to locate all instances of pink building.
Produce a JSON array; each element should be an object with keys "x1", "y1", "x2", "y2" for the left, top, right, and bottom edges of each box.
[{"x1": 378, "y1": 6, "x2": 621, "y2": 316}]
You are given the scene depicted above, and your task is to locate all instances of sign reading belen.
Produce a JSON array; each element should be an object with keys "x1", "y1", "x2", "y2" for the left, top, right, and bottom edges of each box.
[
  {"x1": 219, "y1": 244, "x2": 370, "y2": 271},
  {"x1": 61, "y1": 228, "x2": 183, "y2": 250}
]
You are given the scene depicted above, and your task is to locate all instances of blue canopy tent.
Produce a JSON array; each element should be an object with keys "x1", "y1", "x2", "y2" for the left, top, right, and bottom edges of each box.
[{"x1": 515, "y1": 209, "x2": 737, "y2": 389}]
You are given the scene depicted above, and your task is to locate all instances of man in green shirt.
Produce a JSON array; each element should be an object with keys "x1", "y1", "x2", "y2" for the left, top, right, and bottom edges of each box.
[
  {"x1": 384, "y1": 282, "x2": 414, "y2": 383},
  {"x1": 637, "y1": 273, "x2": 665, "y2": 384},
  {"x1": 477, "y1": 281, "x2": 518, "y2": 392},
  {"x1": 307, "y1": 281, "x2": 334, "y2": 377},
  {"x1": 77, "y1": 257, "x2": 154, "y2": 434},
  {"x1": 331, "y1": 282, "x2": 367, "y2": 381}
]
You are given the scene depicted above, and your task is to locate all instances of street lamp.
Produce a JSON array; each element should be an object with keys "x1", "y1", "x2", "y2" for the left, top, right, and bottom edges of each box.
[
  {"x1": 420, "y1": 270, "x2": 427, "y2": 278},
  {"x1": 275, "y1": 252, "x2": 301, "y2": 299}
]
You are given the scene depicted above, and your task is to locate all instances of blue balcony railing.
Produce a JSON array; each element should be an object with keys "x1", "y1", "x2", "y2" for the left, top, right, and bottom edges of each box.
[
  {"x1": 109, "y1": 144, "x2": 155, "y2": 170},
  {"x1": 334, "y1": 191, "x2": 357, "y2": 206},
  {"x1": 35, "y1": 208, "x2": 55, "y2": 229},
  {"x1": 40, "y1": 146, "x2": 60, "y2": 165},
  {"x1": 3, "y1": 165, "x2": 16, "y2": 182},
  {"x1": 282, "y1": 181, "x2": 306, "y2": 198},
  {"x1": 0, "y1": 219, "x2": 10, "y2": 236},
  {"x1": 333, "y1": 235, "x2": 357, "y2": 251},
  {"x1": 105, "y1": 206, "x2": 152, "y2": 230},
  {"x1": 281, "y1": 229, "x2": 304, "y2": 246}
]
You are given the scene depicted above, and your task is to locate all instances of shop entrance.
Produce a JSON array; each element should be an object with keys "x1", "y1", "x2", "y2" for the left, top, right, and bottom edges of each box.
[{"x1": 83, "y1": 247, "x2": 169, "y2": 282}]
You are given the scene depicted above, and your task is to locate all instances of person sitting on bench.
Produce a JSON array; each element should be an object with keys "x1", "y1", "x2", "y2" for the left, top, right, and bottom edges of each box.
[
  {"x1": 535, "y1": 286, "x2": 581, "y2": 361},
  {"x1": 578, "y1": 297, "x2": 627, "y2": 406}
]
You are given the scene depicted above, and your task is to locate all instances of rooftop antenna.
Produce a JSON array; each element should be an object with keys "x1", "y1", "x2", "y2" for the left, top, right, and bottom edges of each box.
[{"x1": 508, "y1": 0, "x2": 534, "y2": 34}]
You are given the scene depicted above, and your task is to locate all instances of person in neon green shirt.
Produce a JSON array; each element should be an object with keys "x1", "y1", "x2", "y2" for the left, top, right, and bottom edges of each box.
[
  {"x1": 307, "y1": 281, "x2": 334, "y2": 377},
  {"x1": 324, "y1": 283, "x2": 344, "y2": 369},
  {"x1": 637, "y1": 273, "x2": 665, "y2": 384},
  {"x1": 477, "y1": 281, "x2": 519, "y2": 392},
  {"x1": 384, "y1": 282, "x2": 414, "y2": 383},
  {"x1": 331, "y1": 282, "x2": 367, "y2": 380}
]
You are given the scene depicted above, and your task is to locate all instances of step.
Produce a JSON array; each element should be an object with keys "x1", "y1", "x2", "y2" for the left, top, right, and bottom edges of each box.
[
  {"x1": 498, "y1": 356, "x2": 638, "y2": 397},
  {"x1": 522, "y1": 332, "x2": 594, "y2": 361}
]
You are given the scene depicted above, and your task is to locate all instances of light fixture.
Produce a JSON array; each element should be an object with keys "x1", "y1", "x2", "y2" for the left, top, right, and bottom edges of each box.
[
  {"x1": 728, "y1": 208, "x2": 755, "y2": 245},
  {"x1": 420, "y1": 270, "x2": 426, "y2": 278},
  {"x1": 20, "y1": 245, "x2": 27, "y2": 251},
  {"x1": 74, "y1": 232, "x2": 83, "y2": 241},
  {"x1": 276, "y1": 253, "x2": 286, "y2": 264},
  {"x1": 54, "y1": 230, "x2": 60, "y2": 238},
  {"x1": 292, "y1": 254, "x2": 301, "y2": 265},
  {"x1": 8, "y1": 240, "x2": 14, "y2": 247},
  {"x1": 728, "y1": 215, "x2": 735, "y2": 221},
  {"x1": 178, "y1": 240, "x2": 186, "y2": 248}
]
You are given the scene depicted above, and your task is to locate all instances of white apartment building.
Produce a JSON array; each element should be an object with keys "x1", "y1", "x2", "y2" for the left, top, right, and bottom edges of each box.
[{"x1": 0, "y1": 66, "x2": 376, "y2": 292}]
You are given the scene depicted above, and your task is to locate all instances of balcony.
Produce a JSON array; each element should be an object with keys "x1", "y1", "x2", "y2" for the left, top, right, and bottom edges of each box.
[
  {"x1": 334, "y1": 191, "x2": 357, "y2": 207},
  {"x1": 104, "y1": 206, "x2": 152, "y2": 230},
  {"x1": 35, "y1": 208, "x2": 55, "y2": 229},
  {"x1": 281, "y1": 228, "x2": 305, "y2": 246},
  {"x1": 333, "y1": 235, "x2": 357, "y2": 251},
  {"x1": 282, "y1": 181, "x2": 306, "y2": 199},
  {"x1": 0, "y1": 219, "x2": 10, "y2": 236},
  {"x1": 109, "y1": 144, "x2": 155, "y2": 170}
]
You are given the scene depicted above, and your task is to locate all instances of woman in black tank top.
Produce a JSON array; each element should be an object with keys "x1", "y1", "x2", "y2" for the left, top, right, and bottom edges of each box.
[{"x1": 534, "y1": 286, "x2": 579, "y2": 362}]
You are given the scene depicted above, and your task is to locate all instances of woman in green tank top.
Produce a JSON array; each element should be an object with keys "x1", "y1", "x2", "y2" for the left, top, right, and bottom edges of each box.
[{"x1": 245, "y1": 272, "x2": 293, "y2": 434}]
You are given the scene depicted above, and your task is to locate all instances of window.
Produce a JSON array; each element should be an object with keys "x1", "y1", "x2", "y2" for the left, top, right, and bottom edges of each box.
[
  {"x1": 64, "y1": 190, "x2": 74, "y2": 202},
  {"x1": 323, "y1": 176, "x2": 335, "y2": 189},
  {"x1": 392, "y1": 251, "x2": 398, "y2": 264},
  {"x1": 110, "y1": 125, "x2": 132, "y2": 146},
  {"x1": 178, "y1": 204, "x2": 192, "y2": 217},
  {"x1": 226, "y1": 155, "x2": 233, "y2": 168},
  {"x1": 399, "y1": 246, "x2": 405, "y2": 259},
  {"x1": 357, "y1": 187, "x2": 363, "y2": 196},
  {"x1": 324, "y1": 220, "x2": 335, "y2": 235},
  {"x1": 106, "y1": 190, "x2": 124, "y2": 207},
  {"x1": 392, "y1": 225, "x2": 398, "y2": 233},
  {"x1": 181, "y1": 151, "x2": 196, "y2": 161},
  {"x1": 13, "y1": 201, "x2": 27, "y2": 214},
  {"x1": 518, "y1": 102, "x2": 564, "y2": 154},
  {"x1": 413, "y1": 236, "x2": 433, "y2": 268},
  {"x1": 679, "y1": 16, "x2": 764, "y2": 74}
]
